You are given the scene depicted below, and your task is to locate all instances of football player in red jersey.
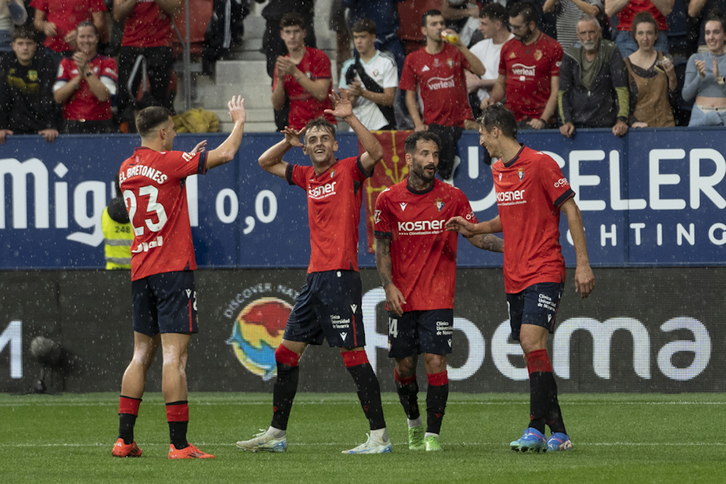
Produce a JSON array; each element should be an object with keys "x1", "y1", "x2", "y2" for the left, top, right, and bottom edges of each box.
[
  {"x1": 374, "y1": 130, "x2": 503, "y2": 451},
  {"x1": 113, "y1": 96, "x2": 246, "y2": 460},
  {"x1": 446, "y1": 105, "x2": 595, "y2": 453},
  {"x1": 236, "y1": 90, "x2": 393, "y2": 455}
]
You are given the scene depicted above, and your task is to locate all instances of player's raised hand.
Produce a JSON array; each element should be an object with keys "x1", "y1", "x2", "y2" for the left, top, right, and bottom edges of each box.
[
  {"x1": 325, "y1": 89, "x2": 354, "y2": 119},
  {"x1": 283, "y1": 126, "x2": 305, "y2": 148},
  {"x1": 574, "y1": 264, "x2": 595, "y2": 299},
  {"x1": 190, "y1": 140, "x2": 207, "y2": 155},
  {"x1": 384, "y1": 284, "x2": 406, "y2": 317},
  {"x1": 228, "y1": 96, "x2": 246, "y2": 124},
  {"x1": 445, "y1": 216, "x2": 476, "y2": 236}
]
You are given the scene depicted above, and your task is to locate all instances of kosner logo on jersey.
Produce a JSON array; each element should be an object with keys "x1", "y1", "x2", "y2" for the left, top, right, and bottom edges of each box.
[{"x1": 361, "y1": 288, "x2": 712, "y2": 383}]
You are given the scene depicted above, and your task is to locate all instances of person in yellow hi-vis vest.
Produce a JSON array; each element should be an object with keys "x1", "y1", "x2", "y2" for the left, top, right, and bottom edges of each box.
[{"x1": 102, "y1": 176, "x2": 133, "y2": 269}]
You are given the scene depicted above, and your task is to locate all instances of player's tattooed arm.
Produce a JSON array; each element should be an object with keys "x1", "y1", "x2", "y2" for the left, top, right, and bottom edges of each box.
[
  {"x1": 375, "y1": 237, "x2": 406, "y2": 316},
  {"x1": 466, "y1": 234, "x2": 504, "y2": 253}
]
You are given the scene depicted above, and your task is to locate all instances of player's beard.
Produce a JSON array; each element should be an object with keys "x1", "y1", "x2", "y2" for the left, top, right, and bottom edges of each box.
[{"x1": 411, "y1": 162, "x2": 437, "y2": 185}]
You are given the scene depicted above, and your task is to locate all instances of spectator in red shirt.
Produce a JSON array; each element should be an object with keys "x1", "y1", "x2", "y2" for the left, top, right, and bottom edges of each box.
[
  {"x1": 53, "y1": 21, "x2": 117, "y2": 133},
  {"x1": 31, "y1": 0, "x2": 106, "y2": 64},
  {"x1": 271, "y1": 13, "x2": 335, "y2": 130},
  {"x1": 114, "y1": 0, "x2": 181, "y2": 120},
  {"x1": 400, "y1": 8, "x2": 484, "y2": 180},
  {"x1": 484, "y1": 1, "x2": 563, "y2": 130},
  {"x1": 605, "y1": 0, "x2": 673, "y2": 57}
]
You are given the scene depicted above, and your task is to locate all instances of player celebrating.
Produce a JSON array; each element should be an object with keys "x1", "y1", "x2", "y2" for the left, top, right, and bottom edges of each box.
[
  {"x1": 446, "y1": 105, "x2": 595, "y2": 453},
  {"x1": 236, "y1": 90, "x2": 391, "y2": 454},
  {"x1": 374, "y1": 131, "x2": 503, "y2": 451},
  {"x1": 113, "y1": 96, "x2": 247, "y2": 459}
]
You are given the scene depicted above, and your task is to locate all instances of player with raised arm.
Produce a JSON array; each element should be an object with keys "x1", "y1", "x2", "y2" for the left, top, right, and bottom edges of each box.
[
  {"x1": 446, "y1": 104, "x2": 595, "y2": 453},
  {"x1": 374, "y1": 130, "x2": 503, "y2": 452},
  {"x1": 113, "y1": 96, "x2": 247, "y2": 459},
  {"x1": 236, "y1": 90, "x2": 391, "y2": 455}
]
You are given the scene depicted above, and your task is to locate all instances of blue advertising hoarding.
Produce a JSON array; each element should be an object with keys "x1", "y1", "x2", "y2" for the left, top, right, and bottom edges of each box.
[{"x1": 1, "y1": 128, "x2": 724, "y2": 269}]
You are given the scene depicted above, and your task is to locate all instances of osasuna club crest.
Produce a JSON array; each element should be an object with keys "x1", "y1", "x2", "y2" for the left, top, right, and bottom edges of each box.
[
  {"x1": 436, "y1": 199, "x2": 444, "y2": 211},
  {"x1": 518, "y1": 168, "x2": 524, "y2": 181}
]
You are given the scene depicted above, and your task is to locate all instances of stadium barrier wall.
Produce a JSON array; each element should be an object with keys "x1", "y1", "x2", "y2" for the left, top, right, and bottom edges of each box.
[
  {"x1": 1, "y1": 268, "x2": 724, "y2": 393},
  {"x1": 1, "y1": 127, "x2": 725, "y2": 270}
]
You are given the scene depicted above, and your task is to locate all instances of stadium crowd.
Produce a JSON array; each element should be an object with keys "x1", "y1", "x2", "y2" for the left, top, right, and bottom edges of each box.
[{"x1": 1, "y1": 0, "x2": 724, "y2": 145}]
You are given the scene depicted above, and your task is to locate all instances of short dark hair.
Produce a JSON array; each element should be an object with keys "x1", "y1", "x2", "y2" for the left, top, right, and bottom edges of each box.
[
  {"x1": 404, "y1": 131, "x2": 441, "y2": 154},
  {"x1": 352, "y1": 18, "x2": 377, "y2": 35},
  {"x1": 480, "y1": 4, "x2": 508, "y2": 25},
  {"x1": 478, "y1": 105, "x2": 518, "y2": 139},
  {"x1": 12, "y1": 26, "x2": 36, "y2": 43},
  {"x1": 136, "y1": 106, "x2": 172, "y2": 138},
  {"x1": 704, "y1": 9, "x2": 726, "y2": 31},
  {"x1": 509, "y1": 1, "x2": 539, "y2": 25},
  {"x1": 422, "y1": 9, "x2": 443, "y2": 27},
  {"x1": 631, "y1": 11, "x2": 659, "y2": 40},
  {"x1": 304, "y1": 117, "x2": 336, "y2": 141},
  {"x1": 76, "y1": 20, "x2": 98, "y2": 36},
  {"x1": 280, "y1": 12, "x2": 306, "y2": 30}
]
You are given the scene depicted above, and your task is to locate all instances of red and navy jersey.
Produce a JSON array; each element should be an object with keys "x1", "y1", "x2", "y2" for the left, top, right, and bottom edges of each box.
[
  {"x1": 286, "y1": 156, "x2": 370, "y2": 273},
  {"x1": 121, "y1": 0, "x2": 173, "y2": 47},
  {"x1": 272, "y1": 47, "x2": 336, "y2": 130},
  {"x1": 499, "y1": 33, "x2": 563, "y2": 122},
  {"x1": 56, "y1": 55, "x2": 117, "y2": 121},
  {"x1": 374, "y1": 179, "x2": 477, "y2": 310},
  {"x1": 30, "y1": 0, "x2": 106, "y2": 53},
  {"x1": 491, "y1": 146, "x2": 574, "y2": 294},
  {"x1": 119, "y1": 147, "x2": 207, "y2": 281},
  {"x1": 399, "y1": 43, "x2": 473, "y2": 127}
]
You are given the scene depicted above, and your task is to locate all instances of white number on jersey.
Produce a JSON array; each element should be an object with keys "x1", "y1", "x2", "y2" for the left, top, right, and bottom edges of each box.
[{"x1": 123, "y1": 185, "x2": 169, "y2": 236}]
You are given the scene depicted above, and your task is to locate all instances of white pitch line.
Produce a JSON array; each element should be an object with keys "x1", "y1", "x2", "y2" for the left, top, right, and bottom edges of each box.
[
  {"x1": 0, "y1": 441, "x2": 724, "y2": 449},
  {"x1": 1, "y1": 401, "x2": 725, "y2": 407}
]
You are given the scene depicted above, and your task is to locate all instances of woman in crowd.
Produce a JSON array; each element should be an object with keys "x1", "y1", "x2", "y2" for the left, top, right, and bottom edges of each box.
[
  {"x1": 53, "y1": 21, "x2": 117, "y2": 134},
  {"x1": 683, "y1": 12, "x2": 726, "y2": 126},
  {"x1": 624, "y1": 12, "x2": 676, "y2": 128}
]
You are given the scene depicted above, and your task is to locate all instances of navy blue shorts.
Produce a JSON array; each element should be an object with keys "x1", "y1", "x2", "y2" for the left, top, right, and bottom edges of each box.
[
  {"x1": 284, "y1": 271, "x2": 365, "y2": 348},
  {"x1": 387, "y1": 309, "x2": 454, "y2": 359},
  {"x1": 131, "y1": 271, "x2": 198, "y2": 336},
  {"x1": 506, "y1": 282, "x2": 564, "y2": 342}
]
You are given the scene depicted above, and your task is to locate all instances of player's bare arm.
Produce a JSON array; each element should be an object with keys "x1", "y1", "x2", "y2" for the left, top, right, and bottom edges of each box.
[
  {"x1": 466, "y1": 233, "x2": 504, "y2": 253},
  {"x1": 445, "y1": 215, "x2": 502, "y2": 237},
  {"x1": 206, "y1": 96, "x2": 246, "y2": 169},
  {"x1": 375, "y1": 237, "x2": 406, "y2": 316},
  {"x1": 560, "y1": 198, "x2": 595, "y2": 298},
  {"x1": 257, "y1": 126, "x2": 305, "y2": 179},
  {"x1": 326, "y1": 89, "x2": 384, "y2": 172}
]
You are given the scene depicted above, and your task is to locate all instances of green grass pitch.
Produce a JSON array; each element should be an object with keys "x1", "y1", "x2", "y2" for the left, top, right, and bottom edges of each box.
[{"x1": 1, "y1": 392, "x2": 724, "y2": 483}]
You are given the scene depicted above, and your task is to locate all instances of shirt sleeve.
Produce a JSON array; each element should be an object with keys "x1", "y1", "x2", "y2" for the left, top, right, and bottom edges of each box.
[
  {"x1": 399, "y1": 54, "x2": 417, "y2": 91},
  {"x1": 499, "y1": 42, "x2": 508, "y2": 76},
  {"x1": 682, "y1": 55, "x2": 702, "y2": 102},
  {"x1": 29, "y1": 0, "x2": 47, "y2": 12},
  {"x1": 373, "y1": 191, "x2": 392, "y2": 238},
  {"x1": 382, "y1": 57, "x2": 399, "y2": 88},
  {"x1": 163, "y1": 151, "x2": 209, "y2": 179},
  {"x1": 540, "y1": 155, "x2": 575, "y2": 207},
  {"x1": 551, "y1": 41, "x2": 563, "y2": 77},
  {"x1": 456, "y1": 190, "x2": 478, "y2": 224}
]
